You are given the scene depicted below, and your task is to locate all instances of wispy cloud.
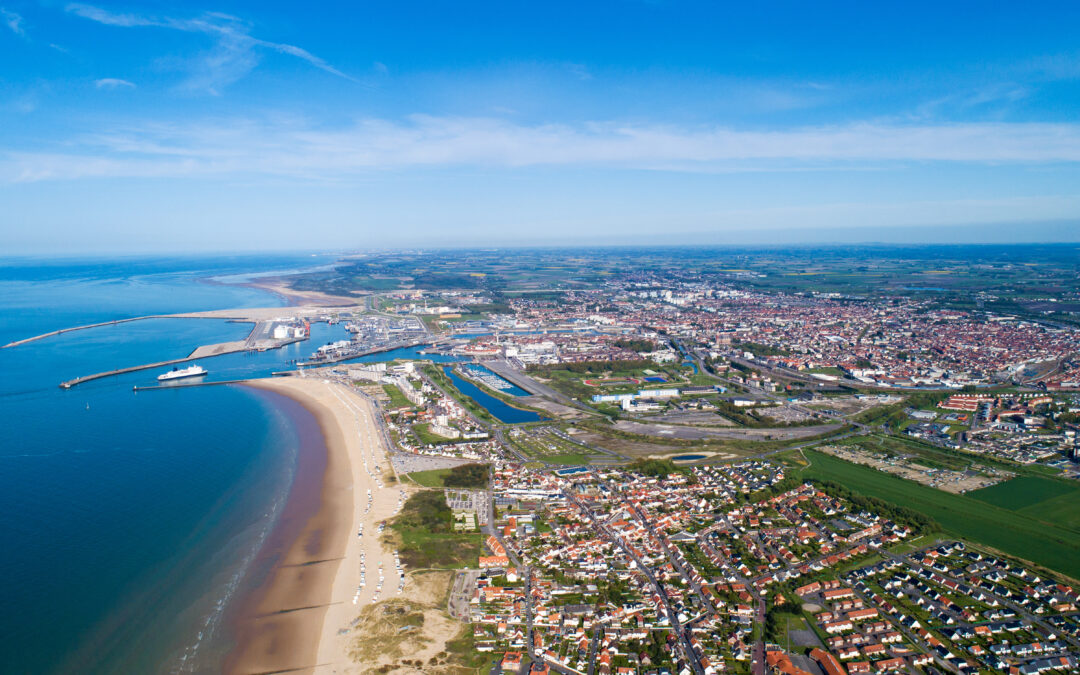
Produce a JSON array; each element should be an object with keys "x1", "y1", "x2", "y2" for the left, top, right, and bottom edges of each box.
[
  {"x1": 2, "y1": 7, "x2": 25, "y2": 36},
  {"x1": 5, "y1": 116, "x2": 1080, "y2": 183},
  {"x1": 65, "y1": 3, "x2": 355, "y2": 93},
  {"x1": 565, "y1": 63, "x2": 592, "y2": 81},
  {"x1": 95, "y1": 78, "x2": 136, "y2": 89}
]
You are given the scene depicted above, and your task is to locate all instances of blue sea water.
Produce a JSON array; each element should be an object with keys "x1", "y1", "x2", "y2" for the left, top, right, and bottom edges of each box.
[{"x1": 0, "y1": 254, "x2": 344, "y2": 674}]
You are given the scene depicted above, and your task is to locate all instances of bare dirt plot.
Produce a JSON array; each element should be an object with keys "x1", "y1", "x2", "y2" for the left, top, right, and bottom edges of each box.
[
  {"x1": 574, "y1": 430, "x2": 743, "y2": 459},
  {"x1": 645, "y1": 410, "x2": 737, "y2": 427},
  {"x1": 818, "y1": 445, "x2": 1011, "y2": 494},
  {"x1": 187, "y1": 340, "x2": 249, "y2": 358},
  {"x1": 613, "y1": 420, "x2": 842, "y2": 442},
  {"x1": 805, "y1": 396, "x2": 899, "y2": 416},
  {"x1": 755, "y1": 405, "x2": 817, "y2": 424},
  {"x1": 519, "y1": 394, "x2": 589, "y2": 418}
]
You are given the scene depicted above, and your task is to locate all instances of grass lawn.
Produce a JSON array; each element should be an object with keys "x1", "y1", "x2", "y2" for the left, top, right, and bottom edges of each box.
[
  {"x1": 389, "y1": 490, "x2": 483, "y2": 569},
  {"x1": 407, "y1": 468, "x2": 452, "y2": 488},
  {"x1": 799, "y1": 449, "x2": 1080, "y2": 581},
  {"x1": 394, "y1": 528, "x2": 482, "y2": 569},
  {"x1": 443, "y1": 628, "x2": 494, "y2": 673},
  {"x1": 888, "y1": 531, "x2": 943, "y2": 554},
  {"x1": 383, "y1": 383, "x2": 414, "y2": 409},
  {"x1": 545, "y1": 452, "x2": 591, "y2": 464},
  {"x1": 804, "y1": 366, "x2": 844, "y2": 377},
  {"x1": 413, "y1": 422, "x2": 457, "y2": 446}
]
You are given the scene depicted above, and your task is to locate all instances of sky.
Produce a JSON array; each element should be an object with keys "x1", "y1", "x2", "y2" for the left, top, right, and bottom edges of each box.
[{"x1": 2, "y1": 1, "x2": 1080, "y2": 253}]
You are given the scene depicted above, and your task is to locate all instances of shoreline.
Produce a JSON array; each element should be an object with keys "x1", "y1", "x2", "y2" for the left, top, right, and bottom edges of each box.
[
  {"x1": 226, "y1": 375, "x2": 404, "y2": 675},
  {"x1": 241, "y1": 276, "x2": 361, "y2": 308}
]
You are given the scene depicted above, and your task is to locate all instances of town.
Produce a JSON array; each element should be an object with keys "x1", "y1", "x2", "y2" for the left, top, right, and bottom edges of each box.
[{"x1": 271, "y1": 247, "x2": 1080, "y2": 675}]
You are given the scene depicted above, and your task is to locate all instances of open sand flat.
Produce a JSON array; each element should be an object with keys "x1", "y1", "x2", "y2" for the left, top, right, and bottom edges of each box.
[
  {"x1": 345, "y1": 570, "x2": 465, "y2": 674},
  {"x1": 228, "y1": 377, "x2": 405, "y2": 675},
  {"x1": 246, "y1": 278, "x2": 363, "y2": 307}
]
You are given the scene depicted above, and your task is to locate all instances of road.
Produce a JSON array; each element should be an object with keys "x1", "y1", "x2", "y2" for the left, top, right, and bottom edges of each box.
[
  {"x1": 627, "y1": 501, "x2": 716, "y2": 616},
  {"x1": 484, "y1": 359, "x2": 600, "y2": 415},
  {"x1": 881, "y1": 549, "x2": 1080, "y2": 653},
  {"x1": 563, "y1": 489, "x2": 705, "y2": 675},
  {"x1": 585, "y1": 624, "x2": 602, "y2": 675}
]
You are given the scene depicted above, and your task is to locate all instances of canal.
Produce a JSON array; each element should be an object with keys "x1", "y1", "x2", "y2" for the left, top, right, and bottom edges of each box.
[{"x1": 442, "y1": 366, "x2": 546, "y2": 424}]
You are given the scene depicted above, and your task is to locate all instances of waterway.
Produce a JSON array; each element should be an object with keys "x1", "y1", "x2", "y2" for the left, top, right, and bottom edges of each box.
[
  {"x1": 459, "y1": 364, "x2": 531, "y2": 397},
  {"x1": 442, "y1": 366, "x2": 546, "y2": 424}
]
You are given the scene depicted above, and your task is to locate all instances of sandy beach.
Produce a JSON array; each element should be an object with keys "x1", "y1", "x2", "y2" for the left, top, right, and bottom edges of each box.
[
  {"x1": 245, "y1": 277, "x2": 362, "y2": 307},
  {"x1": 227, "y1": 376, "x2": 407, "y2": 674}
]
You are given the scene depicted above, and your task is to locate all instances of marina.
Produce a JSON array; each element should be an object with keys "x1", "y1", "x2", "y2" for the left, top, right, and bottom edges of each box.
[
  {"x1": 457, "y1": 363, "x2": 529, "y2": 396},
  {"x1": 442, "y1": 365, "x2": 546, "y2": 424}
]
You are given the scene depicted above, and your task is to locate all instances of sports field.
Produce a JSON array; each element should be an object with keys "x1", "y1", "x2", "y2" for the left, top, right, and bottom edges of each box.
[{"x1": 799, "y1": 450, "x2": 1080, "y2": 581}]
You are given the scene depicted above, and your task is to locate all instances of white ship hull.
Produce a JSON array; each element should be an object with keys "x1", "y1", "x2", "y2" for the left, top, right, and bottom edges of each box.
[{"x1": 157, "y1": 365, "x2": 207, "y2": 381}]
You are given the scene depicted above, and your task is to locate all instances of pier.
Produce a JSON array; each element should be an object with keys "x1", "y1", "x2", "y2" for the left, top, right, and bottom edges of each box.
[
  {"x1": 297, "y1": 336, "x2": 458, "y2": 366},
  {"x1": 132, "y1": 378, "x2": 256, "y2": 391},
  {"x1": 2, "y1": 305, "x2": 333, "y2": 350},
  {"x1": 61, "y1": 356, "x2": 218, "y2": 389},
  {"x1": 4, "y1": 316, "x2": 165, "y2": 349}
]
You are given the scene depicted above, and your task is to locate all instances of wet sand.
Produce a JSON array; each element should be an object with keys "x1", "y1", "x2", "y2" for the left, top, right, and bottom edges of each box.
[
  {"x1": 243, "y1": 277, "x2": 360, "y2": 307},
  {"x1": 226, "y1": 376, "x2": 405, "y2": 675}
]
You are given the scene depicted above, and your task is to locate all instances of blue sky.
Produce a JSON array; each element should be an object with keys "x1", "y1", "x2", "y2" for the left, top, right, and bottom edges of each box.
[{"x1": 2, "y1": 1, "x2": 1080, "y2": 253}]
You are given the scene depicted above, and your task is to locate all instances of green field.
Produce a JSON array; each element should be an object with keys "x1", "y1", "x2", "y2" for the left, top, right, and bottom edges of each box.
[
  {"x1": 406, "y1": 463, "x2": 489, "y2": 489},
  {"x1": 544, "y1": 452, "x2": 591, "y2": 464},
  {"x1": 389, "y1": 491, "x2": 483, "y2": 569},
  {"x1": 383, "y1": 383, "x2": 414, "y2": 409},
  {"x1": 799, "y1": 449, "x2": 1080, "y2": 581},
  {"x1": 412, "y1": 422, "x2": 456, "y2": 446},
  {"x1": 970, "y1": 476, "x2": 1080, "y2": 532},
  {"x1": 968, "y1": 475, "x2": 1078, "y2": 511},
  {"x1": 407, "y1": 468, "x2": 452, "y2": 487}
]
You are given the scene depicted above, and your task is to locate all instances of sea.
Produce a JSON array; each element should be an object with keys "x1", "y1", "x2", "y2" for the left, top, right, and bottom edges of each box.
[{"x1": 0, "y1": 254, "x2": 422, "y2": 674}]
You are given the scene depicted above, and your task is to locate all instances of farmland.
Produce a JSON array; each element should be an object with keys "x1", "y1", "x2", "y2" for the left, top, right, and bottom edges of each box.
[
  {"x1": 797, "y1": 449, "x2": 1080, "y2": 581},
  {"x1": 968, "y1": 475, "x2": 1076, "y2": 510},
  {"x1": 970, "y1": 475, "x2": 1080, "y2": 531}
]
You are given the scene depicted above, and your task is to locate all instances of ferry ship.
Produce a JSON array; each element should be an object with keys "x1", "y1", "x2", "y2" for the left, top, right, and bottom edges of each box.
[{"x1": 157, "y1": 364, "x2": 207, "y2": 382}]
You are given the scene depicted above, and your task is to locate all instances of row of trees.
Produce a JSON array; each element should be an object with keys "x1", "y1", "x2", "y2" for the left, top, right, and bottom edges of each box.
[
  {"x1": 809, "y1": 478, "x2": 940, "y2": 534},
  {"x1": 614, "y1": 338, "x2": 656, "y2": 353},
  {"x1": 628, "y1": 458, "x2": 689, "y2": 477},
  {"x1": 527, "y1": 359, "x2": 652, "y2": 375},
  {"x1": 443, "y1": 463, "x2": 489, "y2": 488}
]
